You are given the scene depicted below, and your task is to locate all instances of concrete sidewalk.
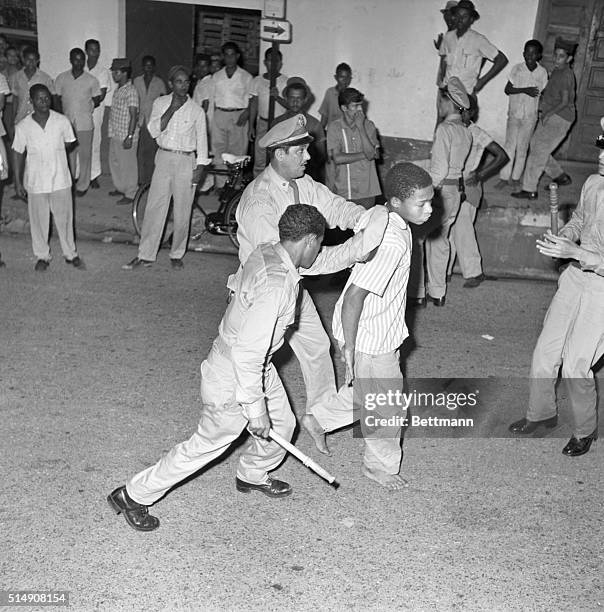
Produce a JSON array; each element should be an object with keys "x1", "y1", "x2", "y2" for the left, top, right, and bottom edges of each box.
[{"x1": 0, "y1": 159, "x2": 596, "y2": 278}]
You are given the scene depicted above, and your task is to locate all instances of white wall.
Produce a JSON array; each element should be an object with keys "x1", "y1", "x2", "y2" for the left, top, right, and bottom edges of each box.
[
  {"x1": 38, "y1": 0, "x2": 540, "y2": 142},
  {"x1": 36, "y1": 0, "x2": 125, "y2": 104}
]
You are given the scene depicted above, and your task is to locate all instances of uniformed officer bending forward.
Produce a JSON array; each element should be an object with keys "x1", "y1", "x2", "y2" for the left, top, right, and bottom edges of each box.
[{"x1": 108, "y1": 204, "x2": 330, "y2": 531}]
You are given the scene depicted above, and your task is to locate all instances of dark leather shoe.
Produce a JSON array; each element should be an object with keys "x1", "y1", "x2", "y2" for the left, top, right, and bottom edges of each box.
[
  {"x1": 562, "y1": 430, "x2": 598, "y2": 457},
  {"x1": 75, "y1": 189, "x2": 88, "y2": 197},
  {"x1": 235, "y1": 476, "x2": 292, "y2": 498},
  {"x1": 428, "y1": 295, "x2": 446, "y2": 307},
  {"x1": 553, "y1": 173, "x2": 572, "y2": 186},
  {"x1": 107, "y1": 486, "x2": 159, "y2": 531},
  {"x1": 109, "y1": 189, "x2": 123, "y2": 197},
  {"x1": 170, "y1": 258, "x2": 184, "y2": 269},
  {"x1": 34, "y1": 259, "x2": 49, "y2": 272},
  {"x1": 116, "y1": 196, "x2": 134, "y2": 205},
  {"x1": 66, "y1": 256, "x2": 82, "y2": 268},
  {"x1": 511, "y1": 190, "x2": 538, "y2": 200},
  {"x1": 463, "y1": 273, "x2": 498, "y2": 288},
  {"x1": 122, "y1": 257, "x2": 153, "y2": 270},
  {"x1": 508, "y1": 415, "x2": 558, "y2": 434},
  {"x1": 408, "y1": 297, "x2": 426, "y2": 308},
  {"x1": 90, "y1": 179, "x2": 100, "y2": 189}
]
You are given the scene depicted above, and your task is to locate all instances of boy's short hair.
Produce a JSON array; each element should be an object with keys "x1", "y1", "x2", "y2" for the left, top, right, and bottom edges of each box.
[
  {"x1": 69, "y1": 47, "x2": 85, "y2": 59},
  {"x1": 142, "y1": 55, "x2": 156, "y2": 65},
  {"x1": 384, "y1": 162, "x2": 432, "y2": 202},
  {"x1": 85, "y1": 39, "x2": 99, "y2": 51},
  {"x1": 524, "y1": 39, "x2": 543, "y2": 55},
  {"x1": 222, "y1": 42, "x2": 241, "y2": 55},
  {"x1": 278, "y1": 204, "x2": 326, "y2": 242},
  {"x1": 338, "y1": 87, "x2": 363, "y2": 107},
  {"x1": 554, "y1": 37, "x2": 577, "y2": 56},
  {"x1": 264, "y1": 47, "x2": 283, "y2": 60},
  {"x1": 335, "y1": 62, "x2": 351, "y2": 74}
]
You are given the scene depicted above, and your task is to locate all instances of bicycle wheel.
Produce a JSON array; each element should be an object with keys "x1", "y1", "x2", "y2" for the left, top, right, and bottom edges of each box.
[
  {"x1": 224, "y1": 191, "x2": 241, "y2": 248},
  {"x1": 132, "y1": 183, "x2": 150, "y2": 237}
]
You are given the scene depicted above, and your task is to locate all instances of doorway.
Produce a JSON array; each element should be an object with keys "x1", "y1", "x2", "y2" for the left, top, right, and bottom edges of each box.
[{"x1": 535, "y1": 0, "x2": 604, "y2": 161}]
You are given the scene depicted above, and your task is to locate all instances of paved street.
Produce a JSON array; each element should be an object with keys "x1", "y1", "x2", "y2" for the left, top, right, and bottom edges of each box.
[{"x1": 1, "y1": 233, "x2": 602, "y2": 611}]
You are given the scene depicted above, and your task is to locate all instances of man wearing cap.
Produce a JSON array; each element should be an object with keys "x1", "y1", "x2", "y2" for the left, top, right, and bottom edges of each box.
[
  {"x1": 272, "y1": 76, "x2": 326, "y2": 183},
  {"x1": 438, "y1": 0, "x2": 508, "y2": 96},
  {"x1": 409, "y1": 77, "x2": 472, "y2": 307},
  {"x1": 248, "y1": 47, "x2": 288, "y2": 177},
  {"x1": 123, "y1": 66, "x2": 210, "y2": 270},
  {"x1": 235, "y1": 113, "x2": 389, "y2": 455},
  {"x1": 54, "y1": 47, "x2": 102, "y2": 196},
  {"x1": 108, "y1": 58, "x2": 139, "y2": 205}
]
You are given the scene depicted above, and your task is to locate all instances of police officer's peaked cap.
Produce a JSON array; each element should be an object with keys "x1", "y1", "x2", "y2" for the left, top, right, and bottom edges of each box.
[{"x1": 258, "y1": 114, "x2": 314, "y2": 150}]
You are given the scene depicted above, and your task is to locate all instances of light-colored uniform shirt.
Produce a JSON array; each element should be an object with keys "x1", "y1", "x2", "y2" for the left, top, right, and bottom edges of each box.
[
  {"x1": 248, "y1": 73, "x2": 288, "y2": 120},
  {"x1": 559, "y1": 173, "x2": 604, "y2": 277},
  {"x1": 464, "y1": 123, "x2": 492, "y2": 177},
  {"x1": 108, "y1": 81, "x2": 139, "y2": 140},
  {"x1": 10, "y1": 68, "x2": 55, "y2": 124},
  {"x1": 211, "y1": 66, "x2": 252, "y2": 109},
  {"x1": 430, "y1": 114, "x2": 472, "y2": 187},
  {"x1": 507, "y1": 61, "x2": 548, "y2": 120},
  {"x1": 133, "y1": 74, "x2": 167, "y2": 124},
  {"x1": 327, "y1": 116, "x2": 381, "y2": 200},
  {"x1": 147, "y1": 94, "x2": 211, "y2": 166},
  {"x1": 54, "y1": 70, "x2": 101, "y2": 131},
  {"x1": 332, "y1": 213, "x2": 412, "y2": 355},
  {"x1": 440, "y1": 28, "x2": 499, "y2": 93},
  {"x1": 218, "y1": 241, "x2": 301, "y2": 418},
  {"x1": 318, "y1": 86, "x2": 342, "y2": 125},
  {"x1": 236, "y1": 163, "x2": 364, "y2": 269},
  {"x1": 12, "y1": 110, "x2": 76, "y2": 194}
]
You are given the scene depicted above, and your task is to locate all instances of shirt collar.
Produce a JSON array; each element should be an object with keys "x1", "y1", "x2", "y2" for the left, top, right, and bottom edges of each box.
[
  {"x1": 273, "y1": 242, "x2": 302, "y2": 282},
  {"x1": 266, "y1": 163, "x2": 294, "y2": 191},
  {"x1": 388, "y1": 211, "x2": 409, "y2": 231}
]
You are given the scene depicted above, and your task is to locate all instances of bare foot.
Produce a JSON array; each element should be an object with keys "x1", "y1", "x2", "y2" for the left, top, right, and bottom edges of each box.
[
  {"x1": 301, "y1": 414, "x2": 331, "y2": 456},
  {"x1": 361, "y1": 465, "x2": 408, "y2": 490}
]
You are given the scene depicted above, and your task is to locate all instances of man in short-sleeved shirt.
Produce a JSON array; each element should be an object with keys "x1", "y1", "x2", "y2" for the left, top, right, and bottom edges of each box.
[
  {"x1": 55, "y1": 47, "x2": 101, "y2": 195},
  {"x1": 12, "y1": 84, "x2": 79, "y2": 269},
  {"x1": 108, "y1": 58, "x2": 139, "y2": 202},
  {"x1": 10, "y1": 47, "x2": 55, "y2": 124},
  {"x1": 438, "y1": 0, "x2": 507, "y2": 95}
]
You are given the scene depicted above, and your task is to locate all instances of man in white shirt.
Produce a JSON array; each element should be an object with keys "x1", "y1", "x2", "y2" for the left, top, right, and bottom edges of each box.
[
  {"x1": 123, "y1": 65, "x2": 211, "y2": 270},
  {"x1": 55, "y1": 47, "x2": 102, "y2": 196},
  {"x1": 85, "y1": 39, "x2": 113, "y2": 189},
  {"x1": 12, "y1": 84, "x2": 81, "y2": 271},
  {"x1": 438, "y1": 0, "x2": 507, "y2": 96},
  {"x1": 210, "y1": 42, "x2": 252, "y2": 185}
]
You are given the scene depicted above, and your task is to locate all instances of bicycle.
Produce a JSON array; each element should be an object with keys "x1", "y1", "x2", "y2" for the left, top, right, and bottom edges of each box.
[{"x1": 131, "y1": 153, "x2": 251, "y2": 248}]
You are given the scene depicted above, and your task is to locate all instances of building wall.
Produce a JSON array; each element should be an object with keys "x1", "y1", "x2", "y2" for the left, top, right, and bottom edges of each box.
[{"x1": 37, "y1": 0, "x2": 540, "y2": 141}]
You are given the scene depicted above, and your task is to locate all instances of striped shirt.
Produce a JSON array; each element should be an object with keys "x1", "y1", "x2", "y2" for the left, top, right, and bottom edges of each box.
[{"x1": 332, "y1": 212, "x2": 412, "y2": 355}]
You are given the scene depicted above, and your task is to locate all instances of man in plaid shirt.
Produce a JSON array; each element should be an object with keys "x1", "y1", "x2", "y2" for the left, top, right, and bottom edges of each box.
[{"x1": 108, "y1": 58, "x2": 139, "y2": 205}]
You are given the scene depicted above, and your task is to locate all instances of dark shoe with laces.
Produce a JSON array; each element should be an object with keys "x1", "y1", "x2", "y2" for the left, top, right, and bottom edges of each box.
[
  {"x1": 122, "y1": 257, "x2": 152, "y2": 270},
  {"x1": 235, "y1": 476, "x2": 292, "y2": 498},
  {"x1": 508, "y1": 416, "x2": 558, "y2": 434},
  {"x1": 34, "y1": 259, "x2": 49, "y2": 272},
  {"x1": 428, "y1": 295, "x2": 446, "y2": 307},
  {"x1": 170, "y1": 258, "x2": 184, "y2": 269},
  {"x1": 562, "y1": 430, "x2": 598, "y2": 457},
  {"x1": 463, "y1": 273, "x2": 498, "y2": 288},
  {"x1": 66, "y1": 256, "x2": 83, "y2": 268},
  {"x1": 107, "y1": 486, "x2": 159, "y2": 531}
]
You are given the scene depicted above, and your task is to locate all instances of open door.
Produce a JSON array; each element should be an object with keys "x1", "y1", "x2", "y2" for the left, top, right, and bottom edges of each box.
[{"x1": 534, "y1": 0, "x2": 602, "y2": 161}]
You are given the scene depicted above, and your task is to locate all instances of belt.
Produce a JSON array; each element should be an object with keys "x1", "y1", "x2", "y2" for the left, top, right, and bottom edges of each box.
[
  {"x1": 216, "y1": 107, "x2": 245, "y2": 112},
  {"x1": 159, "y1": 146, "x2": 194, "y2": 155},
  {"x1": 441, "y1": 178, "x2": 462, "y2": 186},
  {"x1": 569, "y1": 261, "x2": 594, "y2": 274}
]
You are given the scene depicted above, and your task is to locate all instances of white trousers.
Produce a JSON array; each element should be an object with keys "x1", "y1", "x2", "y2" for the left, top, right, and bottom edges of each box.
[
  {"x1": 28, "y1": 188, "x2": 77, "y2": 261},
  {"x1": 90, "y1": 105, "x2": 105, "y2": 181},
  {"x1": 499, "y1": 116, "x2": 536, "y2": 182},
  {"x1": 448, "y1": 184, "x2": 483, "y2": 279},
  {"x1": 127, "y1": 344, "x2": 296, "y2": 506}
]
